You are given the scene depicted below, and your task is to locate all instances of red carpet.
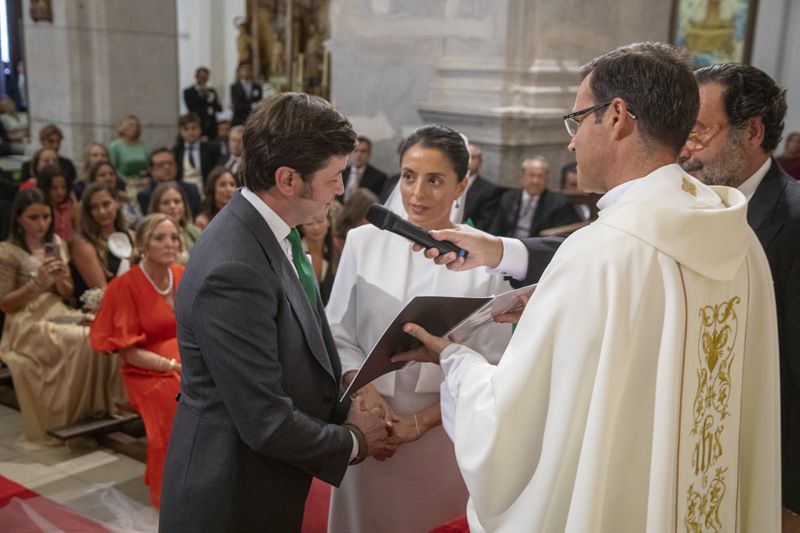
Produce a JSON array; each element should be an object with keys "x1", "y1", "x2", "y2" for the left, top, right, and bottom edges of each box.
[
  {"x1": 302, "y1": 477, "x2": 332, "y2": 533},
  {"x1": 0, "y1": 475, "x2": 111, "y2": 532}
]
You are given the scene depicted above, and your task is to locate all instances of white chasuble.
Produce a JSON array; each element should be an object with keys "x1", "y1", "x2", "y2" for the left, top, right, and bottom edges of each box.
[{"x1": 440, "y1": 165, "x2": 781, "y2": 533}]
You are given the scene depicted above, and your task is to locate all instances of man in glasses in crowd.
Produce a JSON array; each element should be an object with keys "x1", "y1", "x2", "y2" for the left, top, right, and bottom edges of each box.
[
  {"x1": 398, "y1": 42, "x2": 781, "y2": 532},
  {"x1": 679, "y1": 63, "x2": 800, "y2": 531}
]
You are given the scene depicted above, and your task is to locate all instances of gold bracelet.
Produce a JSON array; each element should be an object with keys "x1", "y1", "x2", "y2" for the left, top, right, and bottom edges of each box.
[{"x1": 413, "y1": 413, "x2": 421, "y2": 438}]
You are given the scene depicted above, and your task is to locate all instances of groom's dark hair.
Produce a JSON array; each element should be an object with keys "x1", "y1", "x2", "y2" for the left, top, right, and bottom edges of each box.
[{"x1": 241, "y1": 92, "x2": 357, "y2": 191}]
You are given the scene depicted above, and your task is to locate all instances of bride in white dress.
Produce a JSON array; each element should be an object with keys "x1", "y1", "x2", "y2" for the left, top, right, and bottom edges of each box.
[{"x1": 326, "y1": 125, "x2": 512, "y2": 533}]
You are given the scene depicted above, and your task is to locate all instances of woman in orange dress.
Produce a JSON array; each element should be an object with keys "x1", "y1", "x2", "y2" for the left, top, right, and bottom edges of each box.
[{"x1": 90, "y1": 213, "x2": 184, "y2": 508}]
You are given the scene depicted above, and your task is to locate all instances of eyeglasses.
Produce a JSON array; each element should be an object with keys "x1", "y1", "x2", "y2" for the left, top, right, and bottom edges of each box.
[
  {"x1": 684, "y1": 121, "x2": 728, "y2": 151},
  {"x1": 563, "y1": 101, "x2": 637, "y2": 137}
]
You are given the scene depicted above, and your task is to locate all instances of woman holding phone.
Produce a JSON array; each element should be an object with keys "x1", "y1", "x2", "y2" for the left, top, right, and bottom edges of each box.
[{"x1": 0, "y1": 188, "x2": 123, "y2": 447}]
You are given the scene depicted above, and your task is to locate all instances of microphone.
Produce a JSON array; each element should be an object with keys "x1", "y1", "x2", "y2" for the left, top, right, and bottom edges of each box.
[{"x1": 365, "y1": 204, "x2": 468, "y2": 258}]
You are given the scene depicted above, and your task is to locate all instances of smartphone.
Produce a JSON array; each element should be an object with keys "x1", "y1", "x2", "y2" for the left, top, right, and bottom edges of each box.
[{"x1": 43, "y1": 242, "x2": 60, "y2": 260}]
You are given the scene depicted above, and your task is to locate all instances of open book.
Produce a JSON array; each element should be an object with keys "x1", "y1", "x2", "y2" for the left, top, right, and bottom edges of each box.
[{"x1": 340, "y1": 283, "x2": 536, "y2": 400}]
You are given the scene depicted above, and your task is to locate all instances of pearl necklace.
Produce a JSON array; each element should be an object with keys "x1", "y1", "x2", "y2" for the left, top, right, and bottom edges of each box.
[{"x1": 140, "y1": 263, "x2": 173, "y2": 296}]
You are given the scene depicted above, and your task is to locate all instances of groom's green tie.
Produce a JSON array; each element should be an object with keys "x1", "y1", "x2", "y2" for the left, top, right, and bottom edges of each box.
[{"x1": 287, "y1": 228, "x2": 318, "y2": 307}]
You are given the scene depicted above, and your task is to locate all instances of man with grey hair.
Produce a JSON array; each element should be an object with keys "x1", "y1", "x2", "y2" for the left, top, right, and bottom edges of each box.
[
  {"x1": 396, "y1": 42, "x2": 780, "y2": 532},
  {"x1": 679, "y1": 62, "x2": 800, "y2": 529},
  {"x1": 489, "y1": 155, "x2": 581, "y2": 238}
]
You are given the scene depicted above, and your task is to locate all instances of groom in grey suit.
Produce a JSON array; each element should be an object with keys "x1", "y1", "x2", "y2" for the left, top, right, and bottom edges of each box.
[{"x1": 159, "y1": 93, "x2": 390, "y2": 532}]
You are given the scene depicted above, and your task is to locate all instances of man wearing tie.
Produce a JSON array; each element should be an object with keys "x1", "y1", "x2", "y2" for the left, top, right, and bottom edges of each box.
[
  {"x1": 489, "y1": 156, "x2": 581, "y2": 238},
  {"x1": 338, "y1": 136, "x2": 387, "y2": 203},
  {"x1": 159, "y1": 92, "x2": 390, "y2": 532},
  {"x1": 231, "y1": 62, "x2": 263, "y2": 127},
  {"x1": 219, "y1": 125, "x2": 244, "y2": 175},
  {"x1": 183, "y1": 66, "x2": 222, "y2": 140},
  {"x1": 173, "y1": 113, "x2": 219, "y2": 193}
]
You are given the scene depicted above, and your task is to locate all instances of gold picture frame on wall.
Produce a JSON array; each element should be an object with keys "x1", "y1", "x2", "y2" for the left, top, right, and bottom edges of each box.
[
  {"x1": 29, "y1": 0, "x2": 53, "y2": 23},
  {"x1": 670, "y1": 0, "x2": 760, "y2": 66}
]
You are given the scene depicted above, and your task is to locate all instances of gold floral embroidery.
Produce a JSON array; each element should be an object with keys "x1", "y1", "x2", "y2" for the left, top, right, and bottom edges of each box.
[
  {"x1": 682, "y1": 177, "x2": 698, "y2": 196},
  {"x1": 684, "y1": 296, "x2": 739, "y2": 532}
]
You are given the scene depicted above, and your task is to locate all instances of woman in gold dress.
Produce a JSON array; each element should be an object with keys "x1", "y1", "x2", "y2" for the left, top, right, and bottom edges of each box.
[{"x1": 0, "y1": 188, "x2": 123, "y2": 447}]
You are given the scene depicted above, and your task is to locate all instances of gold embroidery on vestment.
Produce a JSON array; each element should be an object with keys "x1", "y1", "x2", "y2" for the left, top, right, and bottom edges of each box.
[
  {"x1": 684, "y1": 296, "x2": 740, "y2": 532},
  {"x1": 682, "y1": 177, "x2": 698, "y2": 196}
]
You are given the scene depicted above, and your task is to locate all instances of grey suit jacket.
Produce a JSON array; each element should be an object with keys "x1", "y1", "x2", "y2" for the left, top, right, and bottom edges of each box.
[{"x1": 159, "y1": 192, "x2": 352, "y2": 532}]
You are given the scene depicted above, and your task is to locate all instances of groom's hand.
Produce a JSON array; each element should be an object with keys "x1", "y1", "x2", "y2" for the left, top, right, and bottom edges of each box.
[{"x1": 345, "y1": 396, "x2": 394, "y2": 460}]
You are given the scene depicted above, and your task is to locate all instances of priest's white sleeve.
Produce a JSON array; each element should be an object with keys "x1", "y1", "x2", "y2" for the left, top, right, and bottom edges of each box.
[{"x1": 439, "y1": 343, "x2": 490, "y2": 440}]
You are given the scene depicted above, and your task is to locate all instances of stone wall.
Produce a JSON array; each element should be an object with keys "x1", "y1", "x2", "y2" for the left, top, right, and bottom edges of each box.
[{"x1": 24, "y1": 0, "x2": 179, "y2": 163}]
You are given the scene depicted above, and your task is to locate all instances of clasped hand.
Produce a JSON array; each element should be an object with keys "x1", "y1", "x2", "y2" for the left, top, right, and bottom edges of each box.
[{"x1": 36, "y1": 256, "x2": 68, "y2": 287}]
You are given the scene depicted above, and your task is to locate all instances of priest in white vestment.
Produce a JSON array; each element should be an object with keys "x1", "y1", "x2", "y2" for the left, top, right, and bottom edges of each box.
[
  {"x1": 395, "y1": 43, "x2": 781, "y2": 533},
  {"x1": 326, "y1": 125, "x2": 513, "y2": 533}
]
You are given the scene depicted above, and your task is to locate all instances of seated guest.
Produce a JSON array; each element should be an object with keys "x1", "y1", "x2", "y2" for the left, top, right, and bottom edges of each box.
[
  {"x1": 212, "y1": 119, "x2": 231, "y2": 160},
  {"x1": 326, "y1": 125, "x2": 513, "y2": 533},
  {"x1": 489, "y1": 156, "x2": 582, "y2": 237},
  {"x1": 194, "y1": 166, "x2": 236, "y2": 229},
  {"x1": 90, "y1": 213, "x2": 184, "y2": 508},
  {"x1": 137, "y1": 148, "x2": 201, "y2": 217},
  {"x1": 20, "y1": 124, "x2": 77, "y2": 185},
  {"x1": 182, "y1": 66, "x2": 222, "y2": 140},
  {"x1": 560, "y1": 161, "x2": 591, "y2": 220},
  {"x1": 299, "y1": 207, "x2": 339, "y2": 306},
  {"x1": 338, "y1": 136, "x2": 387, "y2": 203},
  {"x1": 18, "y1": 146, "x2": 58, "y2": 190},
  {"x1": 217, "y1": 124, "x2": 243, "y2": 174},
  {"x1": 69, "y1": 182, "x2": 133, "y2": 303},
  {"x1": 148, "y1": 181, "x2": 201, "y2": 262},
  {"x1": 0, "y1": 188, "x2": 123, "y2": 447},
  {"x1": 109, "y1": 114, "x2": 150, "y2": 183},
  {"x1": 36, "y1": 165, "x2": 76, "y2": 241},
  {"x1": 0, "y1": 95, "x2": 29, "y2": 154},
  {"x1": 173, "y1": 113, "x2": 219, "y2": 192},
  {"x1": 332, "y1": 188, "x2": 377, "y2": 254},
  {"x1": 74, "y1": 141, "x2": 111, "y2": 199},
  {"x1": 87, "y1": 161, "x2": 141, "y2": 227},
  {"x1": 453, "y1": 143, "x2": 499, "y2": 230},
  {"x1": 777, "y1": 131, "x2": 800, "y2": 180}
]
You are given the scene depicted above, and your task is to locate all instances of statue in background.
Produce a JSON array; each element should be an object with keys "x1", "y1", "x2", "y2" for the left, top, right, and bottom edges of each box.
[{"x1": 235, "y1": 17, "x2": 252, "y2": 66}]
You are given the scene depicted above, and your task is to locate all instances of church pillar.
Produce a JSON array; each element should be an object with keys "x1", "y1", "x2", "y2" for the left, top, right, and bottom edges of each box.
[
  {"x1": 23, "y1": 0, "x2": 179, "y2": 163},
  {"x1": 331, "y1": 0, "x2": 672, "y2": 186}
]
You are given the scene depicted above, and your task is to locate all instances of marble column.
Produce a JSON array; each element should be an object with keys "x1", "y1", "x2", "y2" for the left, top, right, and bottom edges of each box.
[
  {"x1": 331, "y1": 0, "x2": 672, "y2": 186},
  {"x1": 23, "y1": 0, "x2": 179, "y2": 164}
]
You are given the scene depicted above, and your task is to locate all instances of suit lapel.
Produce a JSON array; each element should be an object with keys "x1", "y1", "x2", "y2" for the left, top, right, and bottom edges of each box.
[
  {"x1": 228, "y1": 194, "x2": 336, "y2": 379},
  {"x1": 748, "y1": 159, "x2": 785, "y2": 233}
]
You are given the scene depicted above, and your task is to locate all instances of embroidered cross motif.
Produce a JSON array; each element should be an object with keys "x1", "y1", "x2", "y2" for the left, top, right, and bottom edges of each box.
[{"x1": 682, "y1": 177, "x2": 697, "y2": 196}]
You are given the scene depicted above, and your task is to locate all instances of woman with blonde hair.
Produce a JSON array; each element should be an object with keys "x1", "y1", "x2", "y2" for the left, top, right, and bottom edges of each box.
[
  {"x1": 90, "y1": 212, "x2": 184, "y2": 508},
  {"x1": 148, "y1": 181, "x2": 201, "y2": 262},
  {"x1": 109, "y1": 114, "x2": 150, "y2": 182}
]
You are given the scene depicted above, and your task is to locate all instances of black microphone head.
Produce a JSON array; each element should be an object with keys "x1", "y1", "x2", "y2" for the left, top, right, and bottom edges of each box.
[{"x1": 366, "y1": 204, "x2": 393, "y2": 230}]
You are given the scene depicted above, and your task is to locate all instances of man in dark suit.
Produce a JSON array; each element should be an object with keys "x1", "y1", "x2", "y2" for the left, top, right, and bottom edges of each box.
[
  {"x1": 680, "y1": 63, "x2": 800, "y2": 529},
  {"x1": 217, "y1": 124, "x2": 244, "y2": 175},
  {"x1": 338, "y1": 136, "x2": 387, "y2": 203},
  {"x1": 490, "y1": 156, "x2": 581, "y2": 238},
  {"x1": 159, "y1": 93, "x2": 390, "y2": 532},
  {"x1": 137, "y1": 148, "x2": 201, "y2": 216},
  {"x1": 173, "y1": 113, "x2": 219, "y2": 191},
  {"x1": 457, "y1": 143, "x2": 499, "y2": 230},
  {"x1": 230, "y1": 62, "x2": 262, "y2": 126},
  {"x1": 183, "y1": 66, "x2": 222, "y2": 140}
]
